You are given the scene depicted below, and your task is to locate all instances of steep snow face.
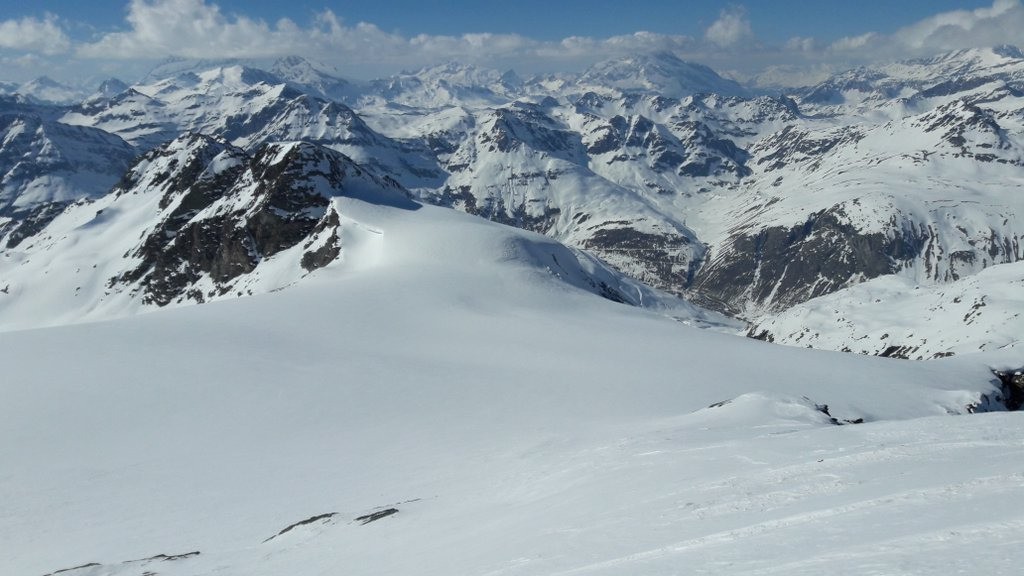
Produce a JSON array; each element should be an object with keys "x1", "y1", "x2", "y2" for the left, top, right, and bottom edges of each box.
[
  {"x1": 0, "y1": 199, "x2": 1018, "y2": 575},
  {"x1": 748, "y1": 260, "x2": 1024, "y2": 359}
]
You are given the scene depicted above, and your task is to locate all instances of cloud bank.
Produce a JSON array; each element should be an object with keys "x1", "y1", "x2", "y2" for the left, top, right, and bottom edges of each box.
[
  {"x1": 1, "y1": 0, "x2": 1023, "y2": 84},
  {"x1": 0, "y1": 14, "x2": 70, "y2": 55}
]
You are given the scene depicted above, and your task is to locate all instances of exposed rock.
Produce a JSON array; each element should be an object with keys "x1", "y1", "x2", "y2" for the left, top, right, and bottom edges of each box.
[
  {"x1": 582, "y1": 225, "x2": 699, "y2": 292},
  {"x1": 44, "y1": 562, "x2": 101, "y2": 576},
  {"x1": 993, "y1": 368, "x2": 1024, "y2": 411},
  {"x1": 105, "y1": 134, "x2": 408, "y2": 306},
  {"x1": 2, "y1": 201, "x2": 68, "y2": 248},
  {"x1": 264, "y1": 512, "x2": 339, "y2": 542},
  {"x1": 135, "y1": 551, "x2": 201, "y2": 562},
  {"x1": 692, "y1": 206, "x2": 927, "y2": 314},
  {"x1": 355, "y1": 508, "x2": 399, "y2": 525}
]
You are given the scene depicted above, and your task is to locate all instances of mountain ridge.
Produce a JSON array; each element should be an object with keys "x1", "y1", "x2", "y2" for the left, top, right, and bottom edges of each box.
[{"x1": 2, "y1": 46, "x2": 1023, "y2": 357}]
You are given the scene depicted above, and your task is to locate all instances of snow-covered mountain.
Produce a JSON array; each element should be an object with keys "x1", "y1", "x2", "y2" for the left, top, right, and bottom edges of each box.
[
  {"x1": 1, "y1": 163, "x2": 1021, "y2": 574},
  {"x1": 269, "y1": 56, "x2": 360, "y2": 103},
  {"x1": 0, "y1": 133, "x2": 716, "y2": 332},
  {"x1": 692, "y1": 98, "x2": 1024, "y2": 315},
  {"x1": 61, "y1": 63, "x2": 447, "y2": 189},
  {"x1": 3, "y1": 46, "x2": 1024, "y2": 576},
  {"x1": 11, "y1": 76, "x2": 88, "y2": 105},
  {"x1": 0, "y1": 97, "x2": 135, "y2": 243},
  {"x1": 748, "y1": 260, "x2": 1024, "y2": 359},
  {"x1": 366, "y1": 62, "x2": 522, "y2": 108},
  {"x1": 3, "y1": 46, "x2": 1024, "y2": 359},
  {"x1": 798, "y1": 45, "x2": 1024, "y2": 113},
  {"x1": 574, "y1": 51, "x2": 750, "y2": 99}
]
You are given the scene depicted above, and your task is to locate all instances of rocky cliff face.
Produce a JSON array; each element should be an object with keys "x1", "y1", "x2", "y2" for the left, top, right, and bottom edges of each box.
[
  {"x1": 104, "y1": 135, "x2": 411, "y2": 306},
  {"x1": 691, "y1": 205, "x2": 929, "y2": 314}
]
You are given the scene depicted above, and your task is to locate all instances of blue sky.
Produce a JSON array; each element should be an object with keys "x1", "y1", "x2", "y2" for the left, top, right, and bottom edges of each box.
[
  {"x1": 9, "y1": 0, "x2": 997, "y2": 42},
  {"x1": 0, "y1": 0, "x2": 1021, "y2": 84}
]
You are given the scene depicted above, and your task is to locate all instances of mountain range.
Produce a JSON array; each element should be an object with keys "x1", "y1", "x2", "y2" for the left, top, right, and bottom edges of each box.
[
  {"x1": 2, "y1": 45, "x2": 1024, "y2": 576},
  {"x1": 2, "y1": 47, "x2": 1022, "y2": 357}
]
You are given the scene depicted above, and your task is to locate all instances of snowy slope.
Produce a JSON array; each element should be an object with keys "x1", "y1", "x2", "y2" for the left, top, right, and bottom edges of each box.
[
  {"x1": 692, "y1": 91, "x2": 1024, "y2": 317},
  {"x1": 3, "y1": 49, "x2": 1024, "y2": 576},
  {"x1": 1, "y1": 187, "x2": 1020, "y2": 575},
  {"x1": 748, "y1": 260, "x2": 1024, "y2": 359},
  {"x1": 424, "y1": 99, "x2": 709, "y2": 292}
]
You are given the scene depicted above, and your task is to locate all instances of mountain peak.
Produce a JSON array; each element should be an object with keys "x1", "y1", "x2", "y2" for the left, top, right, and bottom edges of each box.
[
  {"x1": 270, "y1": 55, "x2": 353, "y2": 102},
  {"x1": 84, "y1": 78, "x2": 131, "y2": 103},
  {"x1": 992, "y1": 44, "x2": 1024, "y2": 59},
  {"x1": 142, "y1": 57, "x2": 246, "y2": 83},
  {"x1": 579, "y1": 52, "x2": 749, "y2": 99},
  {"x1": 271, "y1": 55, "x2": 341, "y2": 79}
]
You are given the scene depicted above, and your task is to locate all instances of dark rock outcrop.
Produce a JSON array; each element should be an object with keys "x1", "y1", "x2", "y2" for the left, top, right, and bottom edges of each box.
[
  {"x1": 993, "y1": 368, "x2": 1024, "y2": 411},
  {"x1": 692, "y1": 206, "x2": 927, "y2": 314},
  {"x1": 106, "y1": 134, "x2": 410, "y2": 306}
]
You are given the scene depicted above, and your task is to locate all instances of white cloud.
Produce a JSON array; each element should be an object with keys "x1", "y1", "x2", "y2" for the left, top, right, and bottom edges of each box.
[
  {"x1": 72, "y1": 0, "x2": 705, "y2": 77},
  {"x1": 829, "y1": 32, "x2": 879, "y2": 53},
  {"x1": 704, "y1": 6, "x2": 755, "y2": 49},
  {"x1": 896, "y1": 0, "x2": 1024, "y2": 51},
  {"x1": 784, "y1": 37, "x2": 823, "y2": 53},
  {"x1": 732, "y1": 0, "x2": 1024, "y2": 86},
  {"x1": 0, "y1": 14, "x2": 71, "y2": 55},
  {"x1": 827, "y1": 0, "x2": 1024, "y2": 57},
  {"x1": 77, "y1": 0, "x2": 310, "y2": 59},
  {"x1": 6, "y1": 0, "x2": 1024, "y2": 86}
]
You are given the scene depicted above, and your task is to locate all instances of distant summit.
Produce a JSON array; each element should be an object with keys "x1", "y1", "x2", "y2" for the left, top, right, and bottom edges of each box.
[{"x1": 577, "y1": 51, "x2": 749, "y2": 98}]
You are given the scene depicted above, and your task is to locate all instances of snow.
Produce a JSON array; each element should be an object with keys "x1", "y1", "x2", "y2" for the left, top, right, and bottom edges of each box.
[
  {"x1": 0, "y1": 112, "x2": 135, "y2": 213},
  {"x1": 3, "y1": 47, "x2": 1024, "y2": 575},
  {"x1": 41, "y1": 48, "x2": 1024, "y2": 345},
  {"x1": 750, "y1": 260, "x2": 1024, "y2": 358},
  {"x1": 2, "y1": 186, "x2": 1022, "y2": 575}
]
